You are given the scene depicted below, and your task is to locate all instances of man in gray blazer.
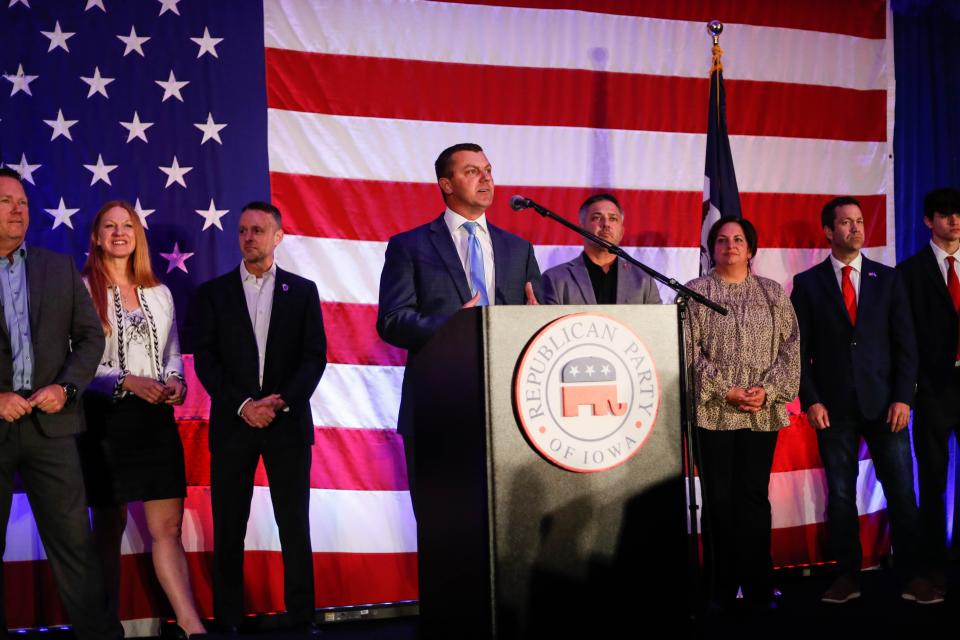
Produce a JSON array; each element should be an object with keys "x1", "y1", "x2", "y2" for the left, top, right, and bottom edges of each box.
[
  {"x1": 0, "y1": 168, "x2": 120, "y2": 638},
  {"x1": 542, "y1": 193, "x2": 661, "y2": 305}
]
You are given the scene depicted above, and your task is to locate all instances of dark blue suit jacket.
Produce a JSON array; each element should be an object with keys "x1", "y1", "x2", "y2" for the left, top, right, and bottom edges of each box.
[
  {"x1": 897, "y1": 245, "x2": 959, "y2": 395},
  {"x1": 377, "y1": 213, "x2": 543, "y2": 354},
  {"x1": 193, "y1": 266, "x2": 327, "y2": 453},
  {"x1": 790, "y1": 255, "x2": 917, "y2": 422}
]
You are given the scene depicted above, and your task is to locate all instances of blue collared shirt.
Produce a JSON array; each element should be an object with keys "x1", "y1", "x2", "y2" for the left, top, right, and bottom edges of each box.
[{"x1": 0, "y1": 244, "x2": 33, "y2": 391}]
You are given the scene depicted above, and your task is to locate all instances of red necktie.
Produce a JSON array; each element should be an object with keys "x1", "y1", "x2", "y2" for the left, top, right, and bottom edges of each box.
[
  {"x1": 947, "y1": 256, "x2": 960, "y2": 360},
  {"x1": 841, "y1": 265, "x2": 857, "y2": 326}
]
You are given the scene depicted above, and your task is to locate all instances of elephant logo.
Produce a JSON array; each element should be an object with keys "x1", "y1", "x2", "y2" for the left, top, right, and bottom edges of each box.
[
  {"x1": 514, "y1": 312, "x2": 662, "y2": 473},
  {"x1": 560, "y1": 356, "x2": 628, "y2": 417}
]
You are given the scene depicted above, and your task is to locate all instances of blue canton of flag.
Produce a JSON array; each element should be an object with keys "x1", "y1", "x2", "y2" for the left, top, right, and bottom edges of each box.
[
  {"x1": 0, "y1": 0, "x2": 271, "y2": 324},
  {"x1": 700, "y1": 38, "x2": 742, "y2": 275}
]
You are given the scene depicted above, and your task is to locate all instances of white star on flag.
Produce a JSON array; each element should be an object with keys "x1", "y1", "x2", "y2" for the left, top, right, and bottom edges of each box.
[
  {"x1": 6, "y1": 153, "x2": 41, "y2": 185},
  {"x1": 44, "y1": 109, "x2": 79, "y2": 141},
  {"x1": 158, "y1": 0, "x2": 182, "y2": 17},
  {"x1": 117, "y1": 26, "x2": 151, "y2": 57},
  {"x1": 196, "y1": 199, "x2": 229, "y2": 231},
  {"x1": 85, "y1": 0, "x2": 106, "y2": 11},
  {"x1": 160, "y1": 242, "x2": 194, "y2": 274},
  {"x1": 155, "y1": 70, "x2": 188, "y2": 102},
  {"x1": 45, "y1": 198, "x2": 80, "y2": 230},
  {"x1": 120, "y1": 111, "x2": 154, "y2": 143},
  {"x1": 83, "y1": 154, "x2": 118, "y2": 186},
  {"x1": 194, "y1": 113, "x2": 227, "y2": 144},
  {"x1": 159, "y1": 156, "x2": 193, "y2": 188},
  {"x1": 8, "y1": 0, "x2": 30, "y2": 8},
  {"x1": 568, "y1": 365, "x2": 580, "y2": 377},
  {"x1": 190, "y1": 27, "x2": 223, "y2": 58},
  {"x1": 80, "y1": 66, "x2": 115, "y2": 99},
  {"x1": 41, "y1": 21, "x2": 75, "y2": 53},
  {"x1": 585, "y1": 365, "x2": 595, "y2": 376},
  {"x1": 134, "y1": 198, "x2": 155, "y2": 229},
  {"x1": 4, "y1": 64, "x2": 38, "y2": 97}
]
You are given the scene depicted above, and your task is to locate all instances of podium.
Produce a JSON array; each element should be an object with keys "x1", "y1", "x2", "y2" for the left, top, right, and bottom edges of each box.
[{"x1": 408, "y1": 305, "x2": 689, "y2": 639}]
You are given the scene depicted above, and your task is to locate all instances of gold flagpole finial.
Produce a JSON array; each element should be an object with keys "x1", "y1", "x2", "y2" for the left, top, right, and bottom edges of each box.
[
  {"x1": 707, "y1": 20, "x2": 723, "y2": 45},
  {"x1": 707, "y1": 20, "x2": 724, "y2": 73}
]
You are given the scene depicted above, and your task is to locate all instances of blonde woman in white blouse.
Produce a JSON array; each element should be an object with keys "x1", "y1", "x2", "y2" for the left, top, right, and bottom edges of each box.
[{"x1": 80, "y1": 201, "x2": 205, "y2": 638}]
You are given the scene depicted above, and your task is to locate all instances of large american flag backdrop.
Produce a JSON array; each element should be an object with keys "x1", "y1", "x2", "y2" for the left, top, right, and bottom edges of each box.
[{"x1": 1, "y1": 0, "x2": 895, "y2": 634}]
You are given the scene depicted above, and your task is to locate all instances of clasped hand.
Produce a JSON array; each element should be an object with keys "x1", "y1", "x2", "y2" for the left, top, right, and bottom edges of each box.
[
  {"x1": 725, "y1": 386, "x2": 766, "y2": 413},
  {"x1": 240, "y1": 394, "x2": 286, "y2": 428},
  {"x1": 123, "y1": 375, "x2": 186, "y2": 405},
  {"x1": 0, "y1": 384, "x2": 69, "y2": 421}
]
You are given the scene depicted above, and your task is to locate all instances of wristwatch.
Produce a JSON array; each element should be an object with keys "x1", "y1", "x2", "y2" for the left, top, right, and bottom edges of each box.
[{"x1": 59, "y1": 382, "x2": 78, "y2": 403}]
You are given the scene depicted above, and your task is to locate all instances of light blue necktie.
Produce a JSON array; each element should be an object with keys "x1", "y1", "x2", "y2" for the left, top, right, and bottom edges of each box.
[{"x1": 463, "y1": 221, "x2": 489, "y2": 305}]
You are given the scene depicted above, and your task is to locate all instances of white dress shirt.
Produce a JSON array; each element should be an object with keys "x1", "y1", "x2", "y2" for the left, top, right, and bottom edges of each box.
[
  {"x1": 929, "y1": 240, "x2": 960, "y2": 284},
  {"x1": 829, "y1": 252, "x2": 863, "y2": 301},
  {"x1": 240, "y1": 260, "x2": 276, "y2": 387},
  {"x1": 444, "y1": 207, "x2": 496, "y2": 304}
]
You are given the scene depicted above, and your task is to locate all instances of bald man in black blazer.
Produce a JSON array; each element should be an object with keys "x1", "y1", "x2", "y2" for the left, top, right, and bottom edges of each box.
[{"x1": 194, "y1": 201, "x2": 326, "y2": 633}]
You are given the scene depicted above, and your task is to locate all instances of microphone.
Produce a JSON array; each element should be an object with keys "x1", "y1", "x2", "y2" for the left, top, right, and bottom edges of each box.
[{"x1": 510, "y1": 195, "x2": 532, "y2": 211}]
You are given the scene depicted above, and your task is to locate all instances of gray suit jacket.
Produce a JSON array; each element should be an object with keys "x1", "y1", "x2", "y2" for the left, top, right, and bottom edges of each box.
[
  {"x1": 0, "y1": 246, "x2": 104, "y2": 439},
  {"x1": 542, "y1": 254, "x2": 662, "y2": 305}
]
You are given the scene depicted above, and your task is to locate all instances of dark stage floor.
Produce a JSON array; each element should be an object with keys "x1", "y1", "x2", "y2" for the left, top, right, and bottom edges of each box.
[{"x1": 11, "y1": 563, "x2": 960, "y2": 639}]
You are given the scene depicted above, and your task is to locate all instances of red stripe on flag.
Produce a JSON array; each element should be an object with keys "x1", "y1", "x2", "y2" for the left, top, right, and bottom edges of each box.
[
  {"x1": 180, "y1": 421, "x2": 409, "y2": 491},
  {"x1": 273, "y1": 173, "x2": 887, "y2": 249},
  {"x1": 771, "y1": 510, "x2": 890, "y2": 569},
  {"x1": 434, "y1": 0, "x2": 886, "y2": 39},
  {"x1": 2, "y1": 551, "x2": 418, "y2": 629},
  {"x1": 265, "y1": 51, "x2": 886, "y2": 142},
  {"x1": 322, "y1": 302, "x2": 407, "y2": 366}
]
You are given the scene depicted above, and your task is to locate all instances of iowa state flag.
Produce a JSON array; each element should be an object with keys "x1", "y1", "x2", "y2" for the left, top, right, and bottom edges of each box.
[{"x1": 700, "y1": 38, "x2": 743, "y2": 274}]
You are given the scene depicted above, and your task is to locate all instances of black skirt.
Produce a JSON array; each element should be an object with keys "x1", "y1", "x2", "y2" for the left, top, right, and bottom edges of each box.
[{"x1": 80, "y1": 394, "x2": 187, "y2": 507}]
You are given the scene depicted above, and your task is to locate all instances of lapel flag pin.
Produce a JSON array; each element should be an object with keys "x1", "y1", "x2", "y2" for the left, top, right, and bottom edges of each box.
[{"x1": 282, "y1": 283, "x2": 289, "y2": 292}]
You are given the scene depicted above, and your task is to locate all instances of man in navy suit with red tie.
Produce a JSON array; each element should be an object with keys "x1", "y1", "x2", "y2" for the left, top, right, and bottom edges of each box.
[
  {"x1": 897, "y1": 187, "x2": 960, "y2": 595},
  {"x1": 791, "y1": 196, "x2": 939, "y2": 604}
]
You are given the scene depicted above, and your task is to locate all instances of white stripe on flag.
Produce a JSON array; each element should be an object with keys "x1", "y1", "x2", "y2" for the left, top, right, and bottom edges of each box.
[
  {"x1": 264, "y1": 0, "x2": 886, "y2": 90},
  {"x1": 769, "y1": 459, "x2": 887, "y2": 529},
  {"x1": 268, "y1": 110, "x2": 888, "y2": 195},
  {"x1": 312, "y1": 363, "x2": 404, "y2": 430},
  {"x1": 277, "y1": 236, "x2": 386, "y2": 305}
]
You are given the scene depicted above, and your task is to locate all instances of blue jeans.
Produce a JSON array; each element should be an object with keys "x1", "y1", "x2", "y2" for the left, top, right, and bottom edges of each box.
[{"x1": 817, "y1": 415, "x2": 921, "y2": 577}]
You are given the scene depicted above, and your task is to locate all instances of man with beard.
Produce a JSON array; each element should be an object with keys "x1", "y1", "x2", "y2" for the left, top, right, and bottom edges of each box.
[
  {"x1": 193, "y1": 202, "x2": 326, "y2": 634},
  {"x1": 541, "y1": 193, "x2": 661, "y2": 305}
]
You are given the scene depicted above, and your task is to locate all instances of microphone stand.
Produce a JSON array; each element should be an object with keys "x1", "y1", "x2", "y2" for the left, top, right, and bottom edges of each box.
[{"x1": 518, "y1": 198, "x2": 726, "y2": 623}]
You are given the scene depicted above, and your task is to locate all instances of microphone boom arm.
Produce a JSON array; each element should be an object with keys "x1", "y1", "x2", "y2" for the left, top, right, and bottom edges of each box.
[{"x1": 516, "y1": 197, "x2": 728, "y2": 316}]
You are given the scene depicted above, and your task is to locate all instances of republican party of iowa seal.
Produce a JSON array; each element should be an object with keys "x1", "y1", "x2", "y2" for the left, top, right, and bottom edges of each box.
[{"x1": 514, "y1": 313, "x2": 661, "y2": 472}]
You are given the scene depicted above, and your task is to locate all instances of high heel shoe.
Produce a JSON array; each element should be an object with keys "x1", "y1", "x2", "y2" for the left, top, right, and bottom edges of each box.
[{"x1": 171, "y1": 623, "x2": 209, "y2": 639}]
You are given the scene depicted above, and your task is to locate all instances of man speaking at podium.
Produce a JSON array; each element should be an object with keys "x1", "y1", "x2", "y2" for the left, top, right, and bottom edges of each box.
[
  {"x1": 377, "y1": 142, "x2": 542, "y2": 503},
  {"x1": 541, "y1": 193, "x2": 661, "y2": 305}
]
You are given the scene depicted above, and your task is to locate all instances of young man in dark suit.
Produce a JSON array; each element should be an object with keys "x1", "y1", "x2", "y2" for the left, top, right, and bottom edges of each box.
[
  {"x1": 897, "y1": 187, "x2": 960, "y2": 594},
  {"x1": 376, "y1": 143, "x2": 542, "y2": 503},
  {"x1": 0, "y1": 168, "x2": 120, "y2": 637},
  {"x1": 193, "y1": 201, "x2": 326, "y2": 634},
  {"x1": 791, "y1": 196, "x2": 938, "y2": 604}
]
